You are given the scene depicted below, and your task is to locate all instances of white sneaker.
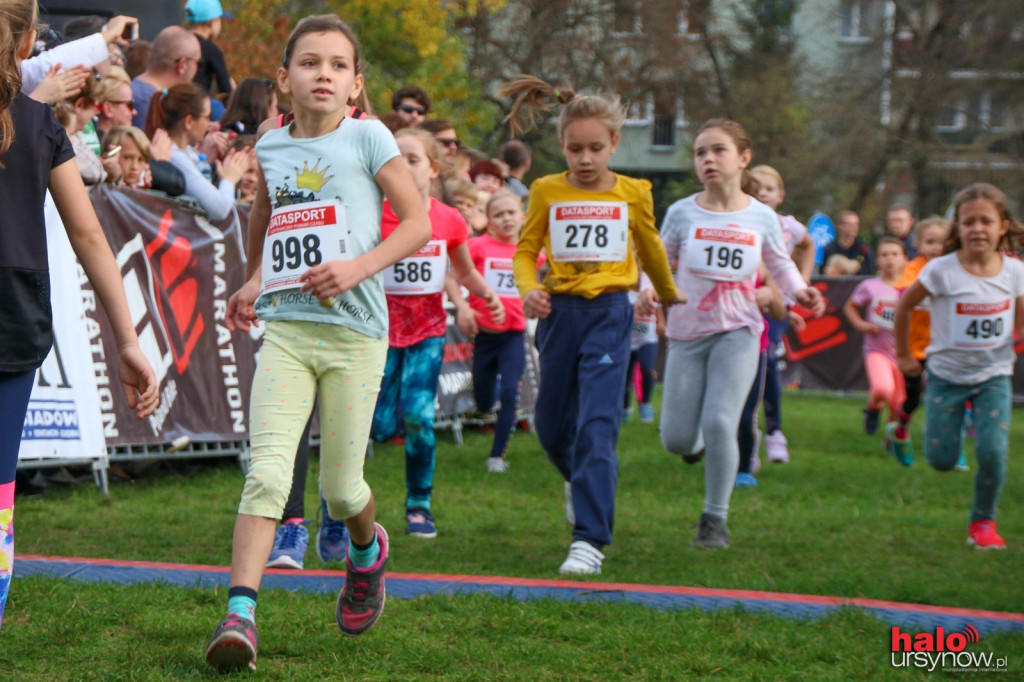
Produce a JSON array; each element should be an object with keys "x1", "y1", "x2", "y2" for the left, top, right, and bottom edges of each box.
[
  {"x1": 564, "y1": 481, "x2": 575, "y2": 526},
  {"x1": 750, "y1": 426, "x2": 762, "y2": 474},
  {"x1": 486, "y1": 457, "x2": 509, "y2": 473},
  {"x1": 559, "y1": 540, "x2": 604, "y2": 575},
  {"x1": 765, "y1": 430, "x2": 789, "y2": 463}
]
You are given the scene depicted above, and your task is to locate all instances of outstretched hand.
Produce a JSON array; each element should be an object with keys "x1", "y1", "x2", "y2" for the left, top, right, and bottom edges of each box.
[{"x1": 117, "y1": 345, "x2": 160, "y2": 419}]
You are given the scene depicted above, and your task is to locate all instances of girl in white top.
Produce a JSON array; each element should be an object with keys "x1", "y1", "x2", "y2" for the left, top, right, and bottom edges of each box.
[
  {"x1": 638, "y1": 119, "x2": 824, "y2": 549},
  {"x1": 894, "y1": 183, "x2": 1024, "y2": 551}
]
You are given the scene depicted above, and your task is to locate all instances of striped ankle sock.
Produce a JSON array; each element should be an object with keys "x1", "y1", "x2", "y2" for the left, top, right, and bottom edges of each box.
[
  {"x1": 227, "y1": 586, "x2": 258, "y2": 622},
  {"x1": 347, "y1": 533, "x2": 380, "y2": 570}
]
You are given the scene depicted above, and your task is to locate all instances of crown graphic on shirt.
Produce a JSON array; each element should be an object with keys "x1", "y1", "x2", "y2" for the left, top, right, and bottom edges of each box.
[{"x1": 294, "y1": 157, "x2": 335, "y2": 192}]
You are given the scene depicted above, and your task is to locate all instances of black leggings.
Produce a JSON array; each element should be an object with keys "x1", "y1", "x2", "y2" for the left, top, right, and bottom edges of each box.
[
  {"x1": 281, "y1": 417, "x2": 314, "y2": 520},
  {"x1": 901, "y1": 359, "x2": 926, "y2": 417}
]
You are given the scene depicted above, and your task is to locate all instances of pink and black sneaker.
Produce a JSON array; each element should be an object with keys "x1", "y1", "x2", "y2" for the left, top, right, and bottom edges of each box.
[
  {"x1": 205, "y1": 614, "x2": 258, "y2": 672},
  {"x1": 336, "y1": 523, "x2": 389, "y2": 636}
]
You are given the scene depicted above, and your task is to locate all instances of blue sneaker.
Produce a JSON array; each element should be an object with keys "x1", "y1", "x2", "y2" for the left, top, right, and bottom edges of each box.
[
  {"x1": 317, "y1": 499, "x2": 350, "y2": 563},
  {"x1": 266, "y1": 521, "x2": 309, "y2": 569},
  {"x1": 638, "y1": 404, "x2": 655, "y2": 423},
  {"x1": 954, "y1": 451, "x2": 970, "y2": 472},
  {"x1": 405, "y1": 507, "x2": 437, "y2": 538},
  {"x1": 735, "y1": 472, "x2": 758, "y2": 487}
]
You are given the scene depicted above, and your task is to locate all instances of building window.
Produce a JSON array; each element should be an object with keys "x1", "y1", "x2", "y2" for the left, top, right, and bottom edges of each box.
[
  {"x1": 678, "y1": 0, "x2": 708, "y2": 38},
  {"x1": 652, "y1": 113, "x2": 676, "y2": 147},
  {"x1": 935, "y1": 102, "x2": 966, "y2": 132},
  {"x1": 613, "y1": 0, "x2": 643, "y2": 36},
  {"x1": 839, "y1": 0, "x2": 873, "y2": 41}
]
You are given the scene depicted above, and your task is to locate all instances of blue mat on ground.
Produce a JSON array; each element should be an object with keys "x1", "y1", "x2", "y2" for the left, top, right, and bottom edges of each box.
[{"x1": 18, "y1": 555, "x2": 1024, "y2": 636}]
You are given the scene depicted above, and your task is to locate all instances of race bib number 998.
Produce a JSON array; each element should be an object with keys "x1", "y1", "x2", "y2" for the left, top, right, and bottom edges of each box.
[
  {"x1": 261, "y1": 199, "x2": 349, "y2": 295},
  {"x1": 549, "y1": 202, "x2": 628, "y2": 262}
]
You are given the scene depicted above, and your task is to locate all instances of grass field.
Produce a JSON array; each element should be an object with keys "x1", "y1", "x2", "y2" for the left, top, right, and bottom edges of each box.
[{"x1": 4, "y1": 391, "x2": 1023, "y2": 679}]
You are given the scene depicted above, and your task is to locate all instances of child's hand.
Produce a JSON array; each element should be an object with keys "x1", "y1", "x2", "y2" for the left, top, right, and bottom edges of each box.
[
  {"x1": 215, "y1": 147, "x2": 254, "y2": 186},
  {"x1": 523, "y1": 289, "x2": 551, "y2": 319},
  {"x1": 787, "y1": 310, "x2": 806, "y2": 333},
  {"x1": 300, "y1": 260, "x2": 370, "y2": 299},
  {"x1": 859, "y1": 321, "x2": 882, "y2": 336},
  {"x1": 455, "y1": 304, "x2": 479, "y2": 337},
  {"x1": 636, "y1": 288, "x2": 660, "y2": 317},
  {"x1": 116, "y1": 345, "x2": 160, "y2": 419},
  {"x1": 226, "y1": 275, "x2": 262, "y2": 332},
  {"x1": 483, "y1": 290, "x2": 505, "y2": 326},
  {"x1": 795, "y1": 287, "x2": 825, "y2": 317},
  {"x1": 754, "y1": 285, "x2": 775, "y2": 310},
  {"x1": 897, "y1": 354, "x2": 922, "y2": 377}
]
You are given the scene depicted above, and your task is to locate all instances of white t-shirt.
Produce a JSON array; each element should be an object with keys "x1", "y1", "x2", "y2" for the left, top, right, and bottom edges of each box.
[
  {"x1": 660, "y1": 195, "x2": 805, "y2": 340},
  {"x1": 918, "y1": 252, "x2": 1024, "y2": 384}
]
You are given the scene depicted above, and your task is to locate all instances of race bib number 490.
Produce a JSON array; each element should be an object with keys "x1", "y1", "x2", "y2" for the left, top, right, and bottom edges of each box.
[
  {"x1": 549, "y1": 202, "x2": 628, "y2": 262},
  {"x1": 261, "y1": 199, "x2": 349, "y2": 294},
  {"x1": 383, "y1": 240, "x2": 447, "y2": 295},
  {"x1": 685, "y1": 225, "x2": 761, "y2": 281},
  {"x1": 950, "y1": 299, "x2": 1012, "y2": 349}
]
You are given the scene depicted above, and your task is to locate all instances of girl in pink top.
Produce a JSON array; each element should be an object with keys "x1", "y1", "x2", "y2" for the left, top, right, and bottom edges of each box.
[
  {"x1": 842, "y1": 237, "x2": 908, "y2": 436},
  {"x1": 450, "y1": 190, "x2": 542, "y2": 471}
]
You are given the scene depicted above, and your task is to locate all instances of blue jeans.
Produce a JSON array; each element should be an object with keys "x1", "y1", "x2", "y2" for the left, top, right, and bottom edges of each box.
[
  {"x1": 371, "y1": 336, "x2": 445, "y2": 512},
  {"x1": 473, "y1": 331, "x2": 525, "y2": 459},
  {"x1": 535, "y1": 292, "x2": 633, "y2": 549},
  {"x1": 924, "y1": 371, "x2": 1010, "y2": 522}
]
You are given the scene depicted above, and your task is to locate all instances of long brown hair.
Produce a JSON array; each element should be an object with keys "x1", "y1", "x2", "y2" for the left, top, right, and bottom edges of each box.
[
  {"x1": 145, "y1": 82, "x2": 207, "y2": 138},
  {"x1": 945, "y1": 183, "x2": 1024, "y2": 255},
  {"x1": 0, "y1": 0, "x2": 38, "y2": 163},
  {"x1": 498, "y1": 74, "x2": 625, "y2": 140}
]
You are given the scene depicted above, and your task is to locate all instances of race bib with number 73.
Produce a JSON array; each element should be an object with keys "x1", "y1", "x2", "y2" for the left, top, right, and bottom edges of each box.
[
  {"x1": 548, "y1": 201, "x2": 628, "y2": 262},
  {"x1": 484, "y1": 257, "x2": 518, "y2": 297},
  {"x1": 383, "y1": 240, "x2": 447, "y2": 295},
  {"x1": 685, "y1": 224, "x2": 762, "y2": 282},
  {"x1": 261, "y1": 199, "x2": 350, "y2": 295}
]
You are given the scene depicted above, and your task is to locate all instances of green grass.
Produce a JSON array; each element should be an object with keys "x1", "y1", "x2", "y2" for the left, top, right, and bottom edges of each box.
[{"x1": 6, "y1": 391, "x2": 1024, "y2": 679}]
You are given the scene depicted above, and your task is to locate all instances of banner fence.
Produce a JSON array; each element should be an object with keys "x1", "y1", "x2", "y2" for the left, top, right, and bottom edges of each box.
[{"x1": 21, "y1": 189, "x2": 1024, "y2": 489}]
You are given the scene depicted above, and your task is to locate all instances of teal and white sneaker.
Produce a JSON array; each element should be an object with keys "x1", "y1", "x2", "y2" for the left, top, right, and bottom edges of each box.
[{"x1": 885, "y1": 422, "x2": 914, "y2": 467}]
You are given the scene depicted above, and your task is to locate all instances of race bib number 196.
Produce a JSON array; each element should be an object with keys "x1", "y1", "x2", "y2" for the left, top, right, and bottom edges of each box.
[
  {"x1": 548, "y1": 201, "x2": 628, "y2": 262},
  {"x1": 685, "y1": 224, "x2": 761, "y2": 282},
  {"x1": 261, "y1": 199, "x2": 350, "y2": 295}
]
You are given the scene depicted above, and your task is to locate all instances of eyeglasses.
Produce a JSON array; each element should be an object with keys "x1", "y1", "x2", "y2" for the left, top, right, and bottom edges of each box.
[
  {"x1": 109, "y1": 100, "x2": 136, "y2": 109},
  {"x1": 177, "y1": 56, "x2": 200, "y2": 65},
  {"x1": 396, "y1": 104, "x2": 427, "y2": 116},
  {"x1": 108, "y1": 53, "x2": 125, "y2": 66},
  {"x1": 436, "y1": 137, "x2": 460, "y2": 148}
]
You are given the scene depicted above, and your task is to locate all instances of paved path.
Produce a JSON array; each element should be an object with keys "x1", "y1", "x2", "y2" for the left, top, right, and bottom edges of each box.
[{"x1": 19, "y1": 555, "x2": 1024, "y2": 635}]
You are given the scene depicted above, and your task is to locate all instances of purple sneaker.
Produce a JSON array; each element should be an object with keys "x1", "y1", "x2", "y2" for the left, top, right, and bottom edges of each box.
[
  {"x1": 336, "y1": 523, "x2": 389, "y2": 636},
  {"x1": 205, "y1": 615, "x2": 258, "y2": 672}
]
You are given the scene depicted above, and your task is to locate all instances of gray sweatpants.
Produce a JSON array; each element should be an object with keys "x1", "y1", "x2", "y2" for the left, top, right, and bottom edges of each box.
[{"x1": 660, "y1": 328, "x2": 760, "y2": 519}]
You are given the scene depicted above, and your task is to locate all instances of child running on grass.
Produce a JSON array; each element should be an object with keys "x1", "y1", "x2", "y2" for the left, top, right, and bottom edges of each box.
[
  {"x1": 885, "y1": 217, "x2": 964, "y2": 467},
  {"x1": 622, "y1": 271, "x2": 664, "y2": 425},
  {"x1": 639, "y1": 119, "x2": 824, "y2": 550},
  {"x1": 843, "y1": 237, "x2": 908, "y2": 437},
  {"x1": 0, "y1": 0, "x2": 159, "y2": 629},
  {"x1": 894, "y1": 183, "x2": 1024, "y2": 550},
  {"x1": 501, "y1": 75, "x2": 683, "y2": 575},
  {"x1": 749, "y1": 165, "x2": 815, "y2": 464},
  {"x1": 213, "y1": 15, "x2": 431, "y2": 671},
  {"x1": 448, "y1": 189, "x2": 537, "y2": 473},
  {"x1": 371, "y1": 127, "x2": 504, "y2": 539}
]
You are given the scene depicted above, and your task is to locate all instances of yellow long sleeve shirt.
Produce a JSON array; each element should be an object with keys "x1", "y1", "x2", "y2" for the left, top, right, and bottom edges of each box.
[{"x1": 513, "y1": 172, "x2": 677, "y2": 301}]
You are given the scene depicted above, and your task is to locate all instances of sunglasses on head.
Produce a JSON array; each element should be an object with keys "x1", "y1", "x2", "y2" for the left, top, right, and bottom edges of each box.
[{"x1": 396, "y1": 104, "x2": 427, "y2": 116}]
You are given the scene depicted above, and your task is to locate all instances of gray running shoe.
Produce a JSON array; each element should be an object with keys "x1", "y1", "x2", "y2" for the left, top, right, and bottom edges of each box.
[{"x1": 692, "y1": 513, "x2": 730, "y2": 549}]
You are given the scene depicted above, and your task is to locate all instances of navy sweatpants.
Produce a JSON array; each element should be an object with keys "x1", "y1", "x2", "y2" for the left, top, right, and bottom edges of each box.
[
  {"x1": 534, "y1": 292, "x2": 633, "y2": 549},
  {"x1": 472, "y1": 330, "x2": 525, "y2": 459}
]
